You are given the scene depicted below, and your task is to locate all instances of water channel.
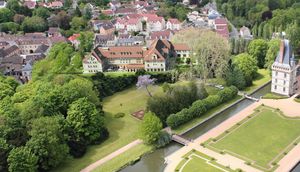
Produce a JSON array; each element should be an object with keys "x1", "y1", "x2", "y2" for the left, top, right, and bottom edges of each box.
[{"x1": 121, "y1": 84, "x2": 275, "y2": 172}]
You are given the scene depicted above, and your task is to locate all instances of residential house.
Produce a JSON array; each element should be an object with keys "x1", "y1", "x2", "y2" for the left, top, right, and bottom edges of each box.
[
  {"x1": 23, "y1": 0, "x2": 36, "y2": 9},
  {"x1": 116, "y1": 36, "x2": 144, "y2": 46},
  {"x1": 46, "y1": 1, "x2": 63, "y2": 9},
  {"x1": 47, "y1": 27, "x2": 61, "y2": 37},
  {"x1": 239, "y1": 26, "x2": 253, "y2": 39},
  {"x1": 115, "y1": 18, "x2": 127, "y2": 30},
  {"x1": 0, "y1": 55, "x2": 23, "y2": 77},
  {"x1": 0, "y1": 45, "x2": 20, "y2": 59},
  {"x1": 146, "y1": 16, "x2": 165, "y2": 32},
  {"x1": 126, "y1": 18, "x2": 143, "y2": 32},
  {"x1": 214, "y1": 18, "x2": 229, "y2": 39},
  {"x1": 115, "y1": 8, "x2": 137, "y2": 16},
  {"x1": 173, "y1": 43, "x2": 191, "y2": 63},
  {"x1": 94, "y1": 34, "x2": 116, "y2": 47},
  {"x1": 166, "y1": 18, "x2": 181, "y2": 30},
  {"x1": 99, "y1": 23, "x2": 115, "y2": 35},
  {"x1": 22, "y1": 61, "x2": 33, "y2": 81},
  {"x1": 147, "y1": 30, "x2": 174, "y2": 45},
  {"x1": 83, "y1": 39, "x2": 186, "y2": 73},
  {"x1": 271, "y1": 39, "x2": 298, "y2": 96},
  {"x1": 68, "y1": 34, "x2": 81, "y2": 49},
  {"x1": 109, "y1": 0, "x2": 121, "y2": 11}
]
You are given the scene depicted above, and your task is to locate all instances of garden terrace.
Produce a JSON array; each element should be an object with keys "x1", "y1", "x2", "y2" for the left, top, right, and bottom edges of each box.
[{"x1": 204, "y1": 106, "x2": 300, "y2": 171}]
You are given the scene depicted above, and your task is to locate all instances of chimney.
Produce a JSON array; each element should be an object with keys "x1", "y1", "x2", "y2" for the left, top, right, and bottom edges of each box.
[{"x1": 279, "y1": 40, "x2": 285, "y2": 63}]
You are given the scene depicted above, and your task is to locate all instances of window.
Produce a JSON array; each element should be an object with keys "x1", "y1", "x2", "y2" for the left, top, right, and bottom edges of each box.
[
  {"x1": 283, "y1": 87, "x2": 286, "y2": 92},
  {"x1": 284, "y1": 81, "x2": 286, "y2": 85},
  {"x1": 275, "y1": 79, "x2": 277, "y2": 83},
  {"x1": 284, "y1": 73, "x2": 287, "y2": 78},
  {"x1": 274, "y1": 85, "x2": 277, "y2": 90},
  {"x1": 276, "y1": 72, "x2": 278, "y2": 76}
]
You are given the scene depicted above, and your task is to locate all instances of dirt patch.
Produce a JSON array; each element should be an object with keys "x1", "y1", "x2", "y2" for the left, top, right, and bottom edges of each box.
[{"x1": 131, "y1": 110, "x2": 145, "y2": 120}]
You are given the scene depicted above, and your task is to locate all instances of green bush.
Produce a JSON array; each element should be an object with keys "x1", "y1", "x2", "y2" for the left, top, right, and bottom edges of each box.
[
  {"x1": 114, "y1": 113, "x2": 125, "y2": 118},
  {"x1": 166, "y1": 86, "x2": 238, "y2": 128}
]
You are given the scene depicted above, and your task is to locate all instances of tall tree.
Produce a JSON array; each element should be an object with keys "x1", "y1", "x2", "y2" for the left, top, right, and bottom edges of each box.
[
  {"x1": 233, "y1": 53, "x2": 258, "y2": 86},
  {"x1": 26, "y1": 116, "x2": 69, "y2": 171},
  {"x1": 248, "y1": 39, "x2": 268, "y2": 68},
  {"x1": 7, "y1": 146, "x2": 38, "y2": 172},
  {"x1": 140, "y1": 112, "x2": 162, "y2": 144},
  {"x1": 265, "y1": 39, "x2": 281, "y2": 70}
]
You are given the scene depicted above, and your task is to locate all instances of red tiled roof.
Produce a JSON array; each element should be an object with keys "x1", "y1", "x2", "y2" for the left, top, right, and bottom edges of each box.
[
  {"x1": 215, "y1": 18, "x2": 227, "y2": 25},
  {"x1": 97, "y1": 46, "x2": 145, "y2": 59},
  {"x1": 168, "y1": 18, "x2": 180, "y2": 24},
  {"x1": 174, "y1": 43, "x2": 190, "y2": 51},
  {"x1": 68, "y1": 34, "x2": 80, "y2": 41}
]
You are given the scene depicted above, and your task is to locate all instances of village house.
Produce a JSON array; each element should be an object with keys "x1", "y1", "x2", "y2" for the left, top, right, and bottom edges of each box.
[
  {"x1": 115, "y1": 8, "x2": 137, "y2": 16},
  {"x1": 166, "y1": 18, "x2": 181, "y2": 30},
  {"x1": 68, "y1": 34, "x2": 81, "y2": 49},
  {"x1": 126, "y1": 18, "x2": 143, "y2": 32},
  {"x1": 214, "y1": 18, "x2": 229, "y2": 39},
  {"x1": 47, "y1": 27, "x2": 62, "y2": 37},
  {"x1": 83, "y1": 39, "x2": 190, "y2": 73},
  {"x1": 99, "y1": 23, "x2": 115, "y2": 35},
  {"x1": 271, "y1": 39, "x2": 298, "y2": 96},
  {"x1": 239, "y1": 26, "x2": 253, "y2": 39},
  {"x1": 146, "y1": 16, "x2": 165, "y2": 32},
  {"x1": 0, "y1": 45, "x2": 20, "y2": 59},
  {"x1": 23, "y1": 0, "x2": 36, "y2": 9},
  {"x1": 147, "y1": 30, "x2": 174, "y2": 45},
  {"x1": 173, "y1": 43, "x2": 191, "y2": 63},
  {"x1": 116, "y1": 36, "x2": 144, "y2": 46},
  {"x1": 94, "y1": 34, "x2": 116, "y2": 47}
]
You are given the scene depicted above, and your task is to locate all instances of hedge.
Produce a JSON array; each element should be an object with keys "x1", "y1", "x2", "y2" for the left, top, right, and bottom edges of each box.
[
  {"x1": 90, "y1": 72, "x2": 173, "y2": 99},
  {"x1": 166, "y1": 86, "x2": 238, "y2": 128}
]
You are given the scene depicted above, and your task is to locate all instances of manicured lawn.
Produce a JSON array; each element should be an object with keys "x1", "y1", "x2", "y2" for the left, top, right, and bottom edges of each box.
[
  {"x1": 104, "y1": 71, "x2": 135, "y2": 77},
  {"x1": 209, "y1": 106, "x2": 300, "y2": 170},
  {"x1": 52, "y1": 86, "x2": 162, "y2": 172},
  {"x1": 173, "y1": 95, "x2": 242, "y2": 134},
  {"x1": 92, "y1": 144, "x2": 153, "y2": 172},
  {"x1": 262, "y1": 92, "x2": 289, "y2": 99},
  {"x1": 176, "y1": 150, "x2": 235, "y2": 172},
  {"x1": 243, "y1": 69, "x2": 271, "y2": 93}
]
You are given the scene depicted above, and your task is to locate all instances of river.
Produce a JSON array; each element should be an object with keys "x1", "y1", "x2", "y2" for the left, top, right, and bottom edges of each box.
[{"x1": 121, "y1": 84, "x2": 274, "y2": 172}]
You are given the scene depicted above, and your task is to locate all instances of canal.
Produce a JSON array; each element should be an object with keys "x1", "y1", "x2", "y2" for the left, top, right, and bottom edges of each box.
[{"x1": 121, "y1": 84, "x2": 272, "y2": 172}]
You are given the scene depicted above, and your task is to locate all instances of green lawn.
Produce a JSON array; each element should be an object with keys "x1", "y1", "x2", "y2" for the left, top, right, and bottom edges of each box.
[
  {"x1": 92, "y1": 144, "x2": 153, "y2": 172},
  {"x1": 262, "y1": 92, "x2": 289, "y2": 99},
  {"x1": 209, "y1": 106, "x2": 300, "y2": 170},
  {"x1": 173, "y1": 95, "x2": 242, "y2": 134},
  {"x1": 176, "y1": 150, "x2": 236, "y2": 172},
  {"x1": 243, "y1": 69, "x2": 271, "y2": 93},
  {"x1": 52, "y1": 86, "x2": 162, "y2": 172}
]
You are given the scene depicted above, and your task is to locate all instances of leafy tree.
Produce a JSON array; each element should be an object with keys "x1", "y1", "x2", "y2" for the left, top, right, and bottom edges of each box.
[
  {"x1": 265, "y1": 39, "x2": 281, "y2": 70},
  {"x1": 33, "y1": 7, "x2": 50, "y2": 19},
  {"x1": 83, "y1": 4, "x2": 92, "y2": 20},
  {"x1": 140, "y1": 112, "x2": 162, "y2": 144},
  {"x1": 6, "y1": 0, "x2": 20, "y2": 13},
  {"x1": 71, "y1": 17, "x2": 86, "y2": 31},
  {"x1": 233, "y1": 53, "x2": 258, "y2": 86},
  {"x1": 26, "y1": 116, "x2": 69, "y2": 171},
  {"x1": 136, "y1": 75, "x2": 156, "y2": 97},
  {"x1": 226, "y1": 67, "x2": 246, "y2": 90},
  {"x1": 78, "y1": 31, "x2": 94, "y2": 52},
  {"x1": 286, "y1": 22, "x2": 300, "y2": 52},
  {"x1": 7, "y1": 146, "x2": 38, "y2": 172},
  {"x1": 0, "y1": 82, "x2": 14, "y2": 100},
  {"x1": 48, "y1": 11, "x2": 70, "y2": 30},
  {"x1": 0, "y1": 22, "x2": 19, "y2": 33},
  {"x1": 66, "y1": 98, "x2": 106, "y2": 145},
  {"x1": 0, "y1": 8, "x2": 14, "y2": 23},
  {"x1": 13, "y1": 14, "x2": 25, "y2": 24},
  {"x1": 248, "y1": 39, "x2": 268, "y2": 68},
  {"x1": 22, "y1": 16, "x2": 47, "y2": 32},
  {"x1": 0, "y1": 138, "x2": 10, "y2": 171}
]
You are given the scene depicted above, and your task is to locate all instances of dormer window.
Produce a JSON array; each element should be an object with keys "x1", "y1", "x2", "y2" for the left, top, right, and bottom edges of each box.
[{"x1": 152, "y1": 54, "x2": 157, "y2": 60}]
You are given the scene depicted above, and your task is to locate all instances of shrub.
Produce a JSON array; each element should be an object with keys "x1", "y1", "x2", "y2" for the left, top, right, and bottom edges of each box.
[
  {"x1": 114, "y1": 113, "x2": 125, "y2": 118},
  {"x1": 155, "y1": 131, "x2": 171, "y2": 148}
]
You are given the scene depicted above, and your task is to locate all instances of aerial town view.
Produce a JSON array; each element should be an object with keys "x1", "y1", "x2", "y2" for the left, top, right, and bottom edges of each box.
[{"x1": 0, "y1": 0, "x2": 300, "y2": 171}]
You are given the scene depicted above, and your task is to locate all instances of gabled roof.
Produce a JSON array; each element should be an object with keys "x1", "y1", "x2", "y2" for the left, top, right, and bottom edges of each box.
[
  {"x1": 68, "y1": 34, "x2": 80, "y2": 41},
  {"x1": 168, "y1": 18, "x2": 180, "y2": 24},
  {"x1": 174, "y1": 43, "x2": 190, "y2": 51}
]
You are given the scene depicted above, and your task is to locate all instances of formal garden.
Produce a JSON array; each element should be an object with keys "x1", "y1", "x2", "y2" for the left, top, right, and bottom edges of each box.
[
  {"x1": 203, "y1": 106, "x2": 300, "y2": 171},
  {"x1": 176, "y1": 150, "x2": 238, "y2": 172}
]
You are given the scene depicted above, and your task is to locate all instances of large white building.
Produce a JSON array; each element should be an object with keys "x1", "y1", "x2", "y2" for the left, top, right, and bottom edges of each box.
[{"x1": 271, "y1": 39, "x2": 298, "y2": 96}]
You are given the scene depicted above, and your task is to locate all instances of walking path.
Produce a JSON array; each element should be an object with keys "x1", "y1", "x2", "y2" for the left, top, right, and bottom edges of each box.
[
  {"x1": 80, "y1": 139, "x2": 143, "y2": 172},
  {"x1": 164, "y1": 95, "x2": 300, "y2": 172}
]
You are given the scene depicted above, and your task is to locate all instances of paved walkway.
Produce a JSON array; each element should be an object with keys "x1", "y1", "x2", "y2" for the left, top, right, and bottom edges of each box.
[
  {"x1": 164, "y1": 95, "x2": 300, "y2": 172},
  {"x1": 80, "y1": 139, "x2": 143, "y2": 172}
]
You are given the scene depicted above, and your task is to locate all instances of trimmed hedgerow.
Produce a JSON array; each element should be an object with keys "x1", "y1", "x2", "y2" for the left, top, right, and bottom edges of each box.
[{"x1": 166, "y1": 86, "x2": 238, "y2": 128}]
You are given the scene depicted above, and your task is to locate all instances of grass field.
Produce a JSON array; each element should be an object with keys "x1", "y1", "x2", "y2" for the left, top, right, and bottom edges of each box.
[
  {"x1": 243, "y1": 69, "x2": 271, "y2": 93},
  {"x1": 52, "y1": 86, "x2": 162, "y2": 172},
  {"x1": 262, "y1": 92, "x2": 289, "y2": 99},
  {"x1": 209, "y1": 106, "x2": 300, "y2": 170},
  {"x1": 176, "y1": 150, "x2": 236, "y2": 172},
  {"x1": 92, "y1": 144, "x2": 153, "y2": 172}
]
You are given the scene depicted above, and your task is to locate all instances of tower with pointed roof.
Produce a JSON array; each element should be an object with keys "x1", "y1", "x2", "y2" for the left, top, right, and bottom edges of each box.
[{"x1": 271, "y1": 39, "x2": 298, "y2": 96}]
